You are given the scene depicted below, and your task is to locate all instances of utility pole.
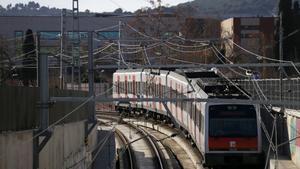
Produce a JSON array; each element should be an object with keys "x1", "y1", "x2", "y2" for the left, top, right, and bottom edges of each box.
[
  {"x1": 60, "y1": 9, "x2": 66, "y2": 89},
  {"x1": 36, "y1": 32, "x2": 40, "y2": 87},
  {"x1": 279, "y1": 12, "x2": 284, "y2": 112},
  {"x1": 72, "y1": 0, "x2": 80, "y2": 90},
  {"x1": 40, "y1": 39, "x2": 49, "y2": 131},
  {"x1": 275, "y1": 12, "x2": 284, "y2": 169},
  {"x1": 33, "y1": 33, "x2": 52, "y2": 169},
  {"x1": 118, "y1": 21, "x2": 121, "y2": 69},
  {"x1": 88, "y1": 31, "x2": 95, "y2": 121}
]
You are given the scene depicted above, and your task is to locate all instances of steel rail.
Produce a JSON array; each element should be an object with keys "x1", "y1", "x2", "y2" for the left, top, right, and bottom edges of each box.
[
  {"x1": 115, "y1": 128, "x2": 135, "y2": 169},
  {"x1": 128, "y1": 123, "x2": 166, "y2": 169}
]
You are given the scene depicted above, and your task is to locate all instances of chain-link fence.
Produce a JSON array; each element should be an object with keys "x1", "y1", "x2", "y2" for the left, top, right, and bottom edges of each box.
[{"x1": 236, "y1": 78, "x2": 300, "y2": 110}]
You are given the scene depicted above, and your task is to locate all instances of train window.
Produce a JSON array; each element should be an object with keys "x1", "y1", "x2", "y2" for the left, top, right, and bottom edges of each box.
[
  {"x1": 128, "y1": 82, "x2": 130, "y2": 94},
  {"x1": 127, "y1": 82, "x2": 129, "y2": 94},
  {"x1": 121, "y1": 82, "x2": 124, "y2": 93},
  {"x1": 155, "y1": 84, "x2": 157, "y2": 97},
  {"x1": 135, "y1": 82, "x2": 137, "y2": 94},
  {"x1": 125, "y1": 80, "x2": 128, "y2": 95},
  {"x1": 130, "y1": 81, "x2": 132, "y2": 94},
  {"x1": 159, "y1": 84, "x2": 162, "y2": 98},
  {"x1": 197, "y1": 109, "x2": 201, "y2": 128},
  {"x1": 200, "y1": 114, "x2": 204, "y2": 134},
  {"x1": 119, "y1": 82, "x2": 122, "y2": 93},
  {"x1": 146, "y1": 82, "x2": 148, "y2": 96},
  {"x1": 156, "y1": 84, "x2": 159, "y2": 97},
  {"x1": 137, "y1": 82, "x2": 140, "y2": 95},
  {"x1": 133, "y1": 81, "x2": 135, "y2": 95},
  {"x1": 209, "y1": 105, "x2": 257, "y2": 137},
  {"x1": 117, "y1": 81, "x2": 120, "y2": 94}
]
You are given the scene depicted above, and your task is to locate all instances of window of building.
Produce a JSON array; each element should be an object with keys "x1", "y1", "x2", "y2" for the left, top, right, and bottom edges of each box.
[
  {"x1": 40, "y1": 31, "x2": 60, "y2": 40},
  {"x1": 67, "y1": 32, "x2": 88, "y2": 41},
  {"x1": 15, "y1": 31, "x2": 23, "y2": 56},
  {"x1": 97, "y1": 31, "x2": 119, "y2": 40}
]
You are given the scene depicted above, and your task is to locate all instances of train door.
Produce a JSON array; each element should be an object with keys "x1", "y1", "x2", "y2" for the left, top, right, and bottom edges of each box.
[
  {"x1": 152, "y1": 77, "x2": 156, "y2": 110},
  {"x1": 170, "y1": 80, "x2": 173, "y2": 112},
  {"x1": 192, "y1": 103, "x2": 196, "y2": 138},
  {"x1": 132, "y1": 76, "x2": 136, "y2": 97},
  {"x1": 117, "y1": 75, "x2": 120, "y2": 97},
  {"x1": 145, "y1": 75, "x2": 149, "y2": 108},
  {"x1": 196, "y1": 103, "x2": 201, "y2": 145},
  {"x1": 181, "y1": 85, "x2": 184, "y2": 123},
  {"x1": 175, "y1": 83, "x2": 178, "y2": 120},
  {"x1": 159, "y1": 78, "x2": 162, "y2": 111},
  {"x1": 190, "y1": 102, "x2": 194, "y2": 133}
]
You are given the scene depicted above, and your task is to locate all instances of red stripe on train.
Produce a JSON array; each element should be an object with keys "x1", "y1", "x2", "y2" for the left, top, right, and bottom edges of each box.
[{"x1": 209, "y1": 137, "x2": 258, "y2": 151}]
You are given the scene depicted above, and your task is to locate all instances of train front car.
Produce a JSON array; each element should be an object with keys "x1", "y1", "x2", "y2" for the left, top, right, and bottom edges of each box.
[
  {"x1": 185, "y1": 69, "x2": 264, "y2": 167},
  {"x1": 204, "y1": 103, "x2": 263, "y2": 167}
]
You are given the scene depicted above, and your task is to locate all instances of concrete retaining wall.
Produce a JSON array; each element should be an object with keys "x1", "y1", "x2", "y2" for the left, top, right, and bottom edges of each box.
[
  {"x1": 0, "y1": 121, "x2": 98, "y2": 169},
  {"x1": 0, "y1": 130, "x2": 33, "y2": 169},
  {"x1": 40, "y1": 120, "x2": 99, "y2": 169}
]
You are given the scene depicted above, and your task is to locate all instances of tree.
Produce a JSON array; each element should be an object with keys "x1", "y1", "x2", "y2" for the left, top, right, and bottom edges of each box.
[
  {"x1": 0, "y1": 36, "x2": 11, "y2": 85},
  {"x1": 22, "y1": 29, "x2": 36, "y2": 86},
  {"x1": 113, "y1": 8, "x2": 123, "y2": 14}
]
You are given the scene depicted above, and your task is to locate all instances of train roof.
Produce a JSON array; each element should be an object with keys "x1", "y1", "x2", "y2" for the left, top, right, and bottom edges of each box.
[
  {"x1": 178, "y1": 69, "x2": 250, "y2": 99},
  {"x1": 115, "y1": 69, "x2": 250, "y2": 99}
]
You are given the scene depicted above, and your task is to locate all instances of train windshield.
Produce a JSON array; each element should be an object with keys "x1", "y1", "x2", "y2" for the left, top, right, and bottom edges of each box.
[{"x1": 209, "y1": 105, "x2": 257, "y2": 137}]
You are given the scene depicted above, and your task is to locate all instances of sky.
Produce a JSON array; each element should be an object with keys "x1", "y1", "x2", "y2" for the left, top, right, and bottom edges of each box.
[{"x1": 0, "y1": 0, "x2": 192, "y2": 12}]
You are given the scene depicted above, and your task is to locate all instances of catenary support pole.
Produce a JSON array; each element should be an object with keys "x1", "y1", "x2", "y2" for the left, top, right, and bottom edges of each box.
[{"x1": 88, "y1": 31, "x2": 95, "y2": 121}]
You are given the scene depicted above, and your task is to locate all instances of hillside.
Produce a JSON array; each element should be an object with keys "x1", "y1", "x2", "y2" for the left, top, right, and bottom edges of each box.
[
  {"x1": 174, "y1": 0, "x2": 278, "y2": 18},
  {"x1": 0, "y1": 0, "x2": 278, "y2": 17}
]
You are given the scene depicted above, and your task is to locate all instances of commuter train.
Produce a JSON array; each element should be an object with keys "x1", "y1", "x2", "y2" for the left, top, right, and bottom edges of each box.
[{"x1": 113, "y1": 69, "x2": 263, "y2": 167}]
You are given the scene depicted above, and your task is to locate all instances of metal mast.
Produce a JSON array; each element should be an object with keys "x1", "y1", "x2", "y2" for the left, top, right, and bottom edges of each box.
[
  {"x1": 72, "y1": 0, "x2": 81, "y2": 90},
  {"x1": 60, "y1": 9, "x2": 66, "y2": 89}
]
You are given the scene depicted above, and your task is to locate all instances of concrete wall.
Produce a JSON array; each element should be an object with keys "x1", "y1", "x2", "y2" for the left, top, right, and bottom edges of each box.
[
  {"x1": 0, "y1": 121, "x2": 98, "y2": 169},
  {"x1": 285, "y1": 109, "x2": 300, "y2": 168},
  {"x1": 0, "y1": 86, "x2": 90, "y2": 132},
  {"x1": 40, "y1": 120, "x2": 98, "y2": 169},
  {"x1": 0, "y1": 130, "x2": 33, "y2": 169}
]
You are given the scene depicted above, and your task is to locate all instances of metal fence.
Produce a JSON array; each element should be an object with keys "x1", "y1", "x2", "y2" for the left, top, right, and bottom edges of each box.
[
  {"x1": 0, "y1": 86, "x2": 90, "y2": 132},
  {"x1": 236, "y1": 78, "x2": 300, "y2": 110},
  {"x1": 66, "y1": 83, "x2": 115, "y2": 112}
]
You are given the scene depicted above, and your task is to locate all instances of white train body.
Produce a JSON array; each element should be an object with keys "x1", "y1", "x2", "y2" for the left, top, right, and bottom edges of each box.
[{"x1": 113, "y1": 69, "x2": 263, "y2": 167}]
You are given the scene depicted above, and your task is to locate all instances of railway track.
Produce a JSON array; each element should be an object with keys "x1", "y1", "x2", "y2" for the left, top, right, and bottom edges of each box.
[
  {"x1": 97, "y1": 112, "x2": 202, "y2": 169},
  {"x1": 115, "y1": 128, "x2": 136, "y2": 169},
  {"x1": 97, "y1": 114, "x2": 168, "y2": 169},
  {"x1": 125, "y1": 118, "x2": 202, "y2": 169}
]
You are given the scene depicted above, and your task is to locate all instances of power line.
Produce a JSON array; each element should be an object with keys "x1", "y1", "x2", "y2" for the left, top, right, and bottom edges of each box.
[{"x1": 227, "y1": 39, "x2": 300, "y2": 77}]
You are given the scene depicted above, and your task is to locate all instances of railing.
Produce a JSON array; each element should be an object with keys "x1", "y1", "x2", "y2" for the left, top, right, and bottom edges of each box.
[{"x1": 236, "y1": 78, "x2": 300, "y2": 110}]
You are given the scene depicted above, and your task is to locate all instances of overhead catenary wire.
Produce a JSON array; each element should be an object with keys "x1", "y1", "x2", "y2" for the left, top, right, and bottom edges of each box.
[
  {"x1": 227, "y1": 39, "x2": 300, "y2": 77},
  {"x1": 0, "y1": 49, "x2": 38, "y2": 64},
  {"x1": 212, "y1": 44, "x2": 276, "y2": 115},
  {"x1": 211, "y1": 46, "x2": 248, "y2": 78},
  {"x1": 164, "y1": 43, "x2": 211, "y2": 53}
]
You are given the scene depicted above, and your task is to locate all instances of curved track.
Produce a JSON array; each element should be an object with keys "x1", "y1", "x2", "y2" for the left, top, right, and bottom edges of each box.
[
  {"x1": 115, "y1": 128, "x2": 136, "y2": 169},
  {"x1": 97, "y1": 112, "x2": 202, "y2": 169}
]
